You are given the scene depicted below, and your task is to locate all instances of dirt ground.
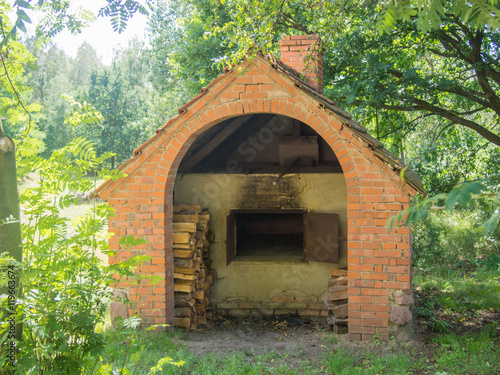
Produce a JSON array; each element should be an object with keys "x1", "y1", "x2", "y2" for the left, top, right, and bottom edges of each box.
[
  {"x1": 173, "y1": 314, "x2": 401, "y2": 368},
  {"x1": 179, "y1": 316, "x2": 329, "y2": 357}
]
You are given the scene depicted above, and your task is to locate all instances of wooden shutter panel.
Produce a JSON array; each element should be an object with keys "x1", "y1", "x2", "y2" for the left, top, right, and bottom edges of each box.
[
  {"x1": 305, "y1": 213, "x2": 339, "y2": 264},
  {"x1": 226, "y1": 212, "x2": 235, "y2": 266}
]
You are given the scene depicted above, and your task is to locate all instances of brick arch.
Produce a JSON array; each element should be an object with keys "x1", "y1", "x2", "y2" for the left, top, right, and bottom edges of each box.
[
  {"x1": 156, "y1": 98, "x2": 360, "y2": 227},
  {"x1": 154, "y1": 97, "x2": 360, "y2": 328},
  {"x1": 156, "y1": 98, "x2": 360, "y2": 198}
]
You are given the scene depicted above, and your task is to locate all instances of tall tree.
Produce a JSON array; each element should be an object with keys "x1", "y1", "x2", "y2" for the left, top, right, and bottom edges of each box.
[
  {"x1": 69, "y1": 41, "x2": 102, "y2": 89},
  {"x1": 203, "y1": 0, "x2": 500, "y2": 149},
  {"x1": 0, "y1": 121, "x2": 22, "y2": 342},
  {"x1": 148, "y1": 0, "x2": 232, "y2": 102},
  {"x1": 27, "y1": 41, "x2": 73, "y2": 154},
  {"x1": 78, "y1": 59, "x2": 150, "y2": 168}
]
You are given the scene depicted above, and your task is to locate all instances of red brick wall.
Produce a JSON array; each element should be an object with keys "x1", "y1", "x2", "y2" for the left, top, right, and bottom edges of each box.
[
  {"x1": 280, "y1": 35, "x2": 323, "y2": 92},
  {"x1": 99, "y1": 55, "x2": 415, "y2": 340}
]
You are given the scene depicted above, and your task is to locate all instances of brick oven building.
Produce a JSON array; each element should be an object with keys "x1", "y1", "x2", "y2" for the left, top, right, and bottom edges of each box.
[{"x1": 96, "y1": 35, "x2": 424, "y2": 341}]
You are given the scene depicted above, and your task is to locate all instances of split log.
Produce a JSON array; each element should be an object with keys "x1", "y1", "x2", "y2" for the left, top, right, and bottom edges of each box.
[
  {"x1": 173, "y1": 222, "x2": 197, "y2": 233},
  {"x1": 324, "y1": 270, "x2": 349, "y2": 333},
  {"x1": 174, "y1": 258, "x2": 193, "y2": 268},
  {"x1": 328, "y1": 276, "x2": 348, "y2": 288},
  {"x1": 174, "y1": 307, "x2": 193, "y2": 317},
  {"x1": 174, "y1": 294, "x2": 195, "y2": 307},
  {"x1": 189, "y1": 315, "x2": 198, "y2": 331},
  {"x1": 331, "y1": 303, "x2": 348, "y2": 319},
  {"x1": 173, "y1": 243, "x2": 194, "y2": 250},
  {"x1": 193, "y1": 290, "x2": 204, "y2": 300},
  {"x1": 173, "y1": 204, "x2": 202, "y2": 214},
  {"x1": 174, "y1": 273, "x2": 198, "y2": 281},
  {"x1": 173, "y1": 249, "x2": 195, "y2": 258},
  {"x1": 329, "y1": 286, "x2": 348, "y2": 301},
  {"x1": 173, "y1": 232, "x2": 192, "y2": 244},
  {"x1": 173, "y1": 213, "x2": 199, "y2": 223},
  {"x1": 174, "y1": 280, "x2": 195, "y2": 293},
  {"x1": 198, "y1": 212, "x2": 211, "y2": 221},
  {"x1": 174, "y1": 267, "x2": 197, "y2": 275},
  {"x1": 331, "y1": 269, "x2": 348, "y2": 277},
  {"x1": 174, "y1": 317, "x2": 191, "y2": 328},
  {"x1": 173, "y1": 205, "x2": 215, "y2": 331}
]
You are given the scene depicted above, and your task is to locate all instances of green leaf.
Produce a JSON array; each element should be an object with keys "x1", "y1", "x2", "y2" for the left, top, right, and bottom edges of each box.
[
  {"x1": 16, "y1": 8, "x2": 32, "y2": 24},
  {"x1": 15, "y1": 0, "x2": 32, "y2": 9},
  {"x1": 483, "y1": 211, "x2": 500, "y2": 235},
  {"x1": 15, "y1": 19, "x2": 27, "y2": 33},
  {"x1": 444, "y1": 182, "x2": 486, "y2": 211}
]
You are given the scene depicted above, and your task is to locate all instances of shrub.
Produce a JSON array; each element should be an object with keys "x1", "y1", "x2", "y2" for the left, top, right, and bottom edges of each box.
[
  {"x1": 0, "y1": 138, "x2": 161, "y2": 374},
  {"x1": 412, "y1": 209, "x2": 500, "y2": 274}
]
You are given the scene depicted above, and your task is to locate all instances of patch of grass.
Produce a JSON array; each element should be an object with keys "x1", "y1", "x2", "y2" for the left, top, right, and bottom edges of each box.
[
  {"x1": 413, "y1": 258, "x2": 500, "y2": 334},
  {"x1": 324, "y1": 347, "x2": 419, "y2": 375},
  {"x1": 184, "y1": 351, "x2": 301, "y2": 375},
  {"x1": 432, "y1": 331, "x2": 500, "y2": 374},
  {"x1": 96, "y1": 329, "x2": 188, "y2": 374}
]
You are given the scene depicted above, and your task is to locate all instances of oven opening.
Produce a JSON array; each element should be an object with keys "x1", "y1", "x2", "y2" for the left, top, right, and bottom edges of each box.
[{"x1": 233, "y1": 211, "x2": 304, "y2": 261}]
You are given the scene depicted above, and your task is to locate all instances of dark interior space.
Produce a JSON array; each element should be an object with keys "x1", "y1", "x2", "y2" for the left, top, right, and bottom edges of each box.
[
  {"x1": 178, "y1": 114, "x2": 342, "y2": 174},
  {"x1": 233, "y1": 211, "x2": 304, "y2": 261}
]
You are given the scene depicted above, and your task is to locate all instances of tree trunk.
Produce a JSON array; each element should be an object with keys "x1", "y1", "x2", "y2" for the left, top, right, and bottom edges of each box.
[{"x1": 0, "y1": 121, "x2": 23, "y2": 341}]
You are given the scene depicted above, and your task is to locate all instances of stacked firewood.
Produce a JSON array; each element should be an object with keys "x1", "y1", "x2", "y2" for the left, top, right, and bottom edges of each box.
[
  {"x1": 172, "y1": 204, "x2": 216, "y2": 331},
  {"x1": 322, "y1": 269, "x2": 348, "y2": 333}
]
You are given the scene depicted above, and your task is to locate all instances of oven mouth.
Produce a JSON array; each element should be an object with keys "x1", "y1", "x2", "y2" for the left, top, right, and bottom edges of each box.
[{"x1": 230, "y1": 209, "x2": 305, "y2": 262}]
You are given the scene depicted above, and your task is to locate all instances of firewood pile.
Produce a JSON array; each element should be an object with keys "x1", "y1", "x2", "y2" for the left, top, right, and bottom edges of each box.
[
  {"x1": 322, "y1": 269, "x2": 348, "y2": 333},
  {"x1": 173, "y1": 204, "x2": 216, "y2": 331}
]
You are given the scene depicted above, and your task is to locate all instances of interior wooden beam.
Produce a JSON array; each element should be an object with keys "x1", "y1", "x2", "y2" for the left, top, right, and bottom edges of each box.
[
  {"x1": 180, "y1": 115, "x2": 253, "y2": 171},
  {"x1": 205, "y1": 114, "x2": 283, "y2": 167}
]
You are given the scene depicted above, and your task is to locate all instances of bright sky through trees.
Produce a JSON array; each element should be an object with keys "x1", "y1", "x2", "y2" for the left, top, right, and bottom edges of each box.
[{"x1": 51, "y1": 0, "x2": 149, "y2": 65}]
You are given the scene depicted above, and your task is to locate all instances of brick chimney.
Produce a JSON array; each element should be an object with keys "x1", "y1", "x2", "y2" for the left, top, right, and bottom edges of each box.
[{"x1": 280, "y1": 35, "x2": 323, "y2": 92}]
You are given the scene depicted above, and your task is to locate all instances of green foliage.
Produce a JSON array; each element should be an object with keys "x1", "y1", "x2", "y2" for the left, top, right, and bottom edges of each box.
[
  {"x1": 378, "y1": 0, "x2": 500, "y2": 33},
  {"x1": 388, "y1": 181, "x2": 500, "y2": 236},
  {"x1": 325, "y1": 347, "x2": 416, "y2": 374},
  {"x1": 0, "y1": 137, "x2": 164, "y2": 374},
  {"x1": 148, "y1": 0, "x2": 231, "y2": 99},
  {"x1": 431, "y1": 331, "x2": 500, "y2": 374},
  {"x1": 25, "y1": 38, "x2": 159, "y2": 161},
  {"x1": 63, "y1": 95, "x2": 104, "y2": 129},
  {"x1": 411, "y1": 208, "x2": 500, "y2": 272},
  {"x1": 405, "y1": 123, "x2": 500, "y2": 194},
  {"x1": 77, "y1": 63, "x2": 150, "y2": 168},
  {"x1": 88, "y1": 320, "x2": 184, "y2": 375},
  {"x1": 3, "y1": 0, "x2": 153, "y2": 48},
  {"x1": 99, "y1": 0, "x2": 153, "y2": 33}
]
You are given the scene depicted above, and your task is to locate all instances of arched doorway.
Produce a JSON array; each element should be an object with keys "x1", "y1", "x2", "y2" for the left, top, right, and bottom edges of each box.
[{"x1": 171, "y1": 113, "x2": 348, "y2": 319}]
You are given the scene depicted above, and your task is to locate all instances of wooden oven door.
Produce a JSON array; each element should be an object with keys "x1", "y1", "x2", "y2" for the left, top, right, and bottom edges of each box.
[{"x1": 304, "y1": 212, "x2": 339, "y2": 264}]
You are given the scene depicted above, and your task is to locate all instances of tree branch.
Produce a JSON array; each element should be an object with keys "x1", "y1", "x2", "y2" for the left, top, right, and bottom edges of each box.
[
  {"x1": 440, "y1": 86, "x2": 491, "y2": 108},
  {"x1": 429, "y1": 48, "x2": 459, "y2": 58},
  {"x1": 410, "y1": 98, "x2": 500, "y2": 147},
  {"x1": 0, "y1": 19, "x2": 32, "y2": 141}
]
